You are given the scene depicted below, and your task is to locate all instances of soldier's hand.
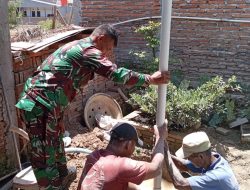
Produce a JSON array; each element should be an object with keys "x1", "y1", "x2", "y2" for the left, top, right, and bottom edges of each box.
[{"x1": 148, "y1": 71, "x2": 170, "y2": 85}]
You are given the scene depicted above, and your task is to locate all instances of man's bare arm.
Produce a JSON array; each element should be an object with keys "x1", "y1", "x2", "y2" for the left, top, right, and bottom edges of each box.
[
  {"x1": 143, "y1": 121, "x2": 167, "y2": 180},
  {"x1": 164, "y1": 142, "x2": 192, "y2": 190}
]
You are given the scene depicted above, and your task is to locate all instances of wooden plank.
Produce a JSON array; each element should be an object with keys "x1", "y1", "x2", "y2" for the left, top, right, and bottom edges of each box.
[
  {"x1": 0, "y1": 0, "x2": 20, "y2": 171},
  {"x1": 229, "y1": 117, "x2": 248, "y2": 128},
  {"x1": 11, "y1": 42, "x2": 35, "y2": 51},
  {"x1": 122, "y1": 110, "x2": 141, "y2": 120},
  {"x1": 28, "y1": 29, "x2": 85, "y2": 52}
]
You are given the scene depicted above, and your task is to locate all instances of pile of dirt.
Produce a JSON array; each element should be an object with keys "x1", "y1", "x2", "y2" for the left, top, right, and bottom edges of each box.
[
  {"x1": 204, "y1": 127, "x2": 250, "y2": 190},
  {"x1": 65, "y1": 125, "x2": 108, "y2": 190}
]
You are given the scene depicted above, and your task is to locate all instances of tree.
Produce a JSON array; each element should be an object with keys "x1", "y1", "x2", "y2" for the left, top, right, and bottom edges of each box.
[{"x1": 8, "y1": 0, "x2": 22, "y2": 28}]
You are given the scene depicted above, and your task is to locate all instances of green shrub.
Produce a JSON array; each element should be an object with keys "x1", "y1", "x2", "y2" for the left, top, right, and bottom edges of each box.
[
  {"x1": 8, "y1": 0, "x2": 22, "y2": 29},
  {"x1": 129, "y1": 76, "x2": 241, "y2": 129},
  {"x1": 38, "y1": 19, "x2": 53, "y2": 30},
  {"x1": 135, "y1": 21, "x2": 161, "y2": 58},
  {"x1": 128, "y1": 21, "x2": 183, "y2": 76},
  {"x1": 38, "y1": 19, "x2": 63, "y2": 30}
]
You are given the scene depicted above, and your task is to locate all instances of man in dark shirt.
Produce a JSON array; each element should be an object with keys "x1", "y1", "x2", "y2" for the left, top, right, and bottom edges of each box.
[{"x1": 79, "y1": 121, "x2": 167, "y2": 190}]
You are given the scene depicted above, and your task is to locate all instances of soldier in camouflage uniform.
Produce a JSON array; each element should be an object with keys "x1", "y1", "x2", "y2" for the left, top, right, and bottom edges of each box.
[{"x1": 16, "y1": 24, "x2": 169, "y2": 190}]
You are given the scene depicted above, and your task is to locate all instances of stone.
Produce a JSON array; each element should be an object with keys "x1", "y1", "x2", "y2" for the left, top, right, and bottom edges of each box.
[
  {"x1": 216, "y1": 127, "x2": 230, "y2": 136},
  {"x1": 229, "y1": 118, "x2": 248, "y2": 128},
  {"x1": 96, "y1": 132, "x2": 104, "y2": 141},
  {"x1": 241, "y1": 124, "x2": 250, "y2": 143}
]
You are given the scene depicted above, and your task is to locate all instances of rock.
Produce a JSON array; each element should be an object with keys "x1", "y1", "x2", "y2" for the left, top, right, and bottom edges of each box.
[
  {"x1": 63, "y1": 136, "x2": 72, "y2": 147},
  {"x1": 93, "y1": 143, "x2": 97, "y2": 149},
  {"x1": 241, "y1": 124, "x2": 250, "y2": 143},
  {"x1": 96, "y1": 132, "x2": 104, "y2": 141},
  {"x1": 216, "y1": 127, "x2": 230, "y2": 136},
  {"x1": 64, "y1": 130, "x2": 70, "y2": 137}
]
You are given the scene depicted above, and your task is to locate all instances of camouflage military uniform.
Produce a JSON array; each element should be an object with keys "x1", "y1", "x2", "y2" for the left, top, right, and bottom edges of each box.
[{"x1": 16, "y1": 37, "x2": 150, "y2": 190}]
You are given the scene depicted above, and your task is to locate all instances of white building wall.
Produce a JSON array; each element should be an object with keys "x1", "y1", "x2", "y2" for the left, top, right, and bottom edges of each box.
[{"x1": 22, "y1": 7, "x2": 53, "y2": 18}]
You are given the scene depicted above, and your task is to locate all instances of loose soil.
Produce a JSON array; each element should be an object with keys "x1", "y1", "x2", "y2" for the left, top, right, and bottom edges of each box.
[{"x1": 65, "y1": 122, "x2": 250, "y2": 190}]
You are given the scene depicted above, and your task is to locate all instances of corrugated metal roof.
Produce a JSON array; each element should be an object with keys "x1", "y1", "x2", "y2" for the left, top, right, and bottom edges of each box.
[
  {"x1": 11, "y1": 28, "x2": 87, "y2": 53},
  {"x1": 20, "y1": 0, "x2": 59, "y2": 8}
]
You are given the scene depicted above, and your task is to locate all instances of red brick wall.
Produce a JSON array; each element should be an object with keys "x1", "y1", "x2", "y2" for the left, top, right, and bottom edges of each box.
[
  {"x1": 171, "y1": 0, "x2": 250, "y2": 85},
  {"x1": 80, "y1": 0, "x2": 250, "y2": 86},
  {"x1": 80, "y1": 0, "x2": 161, "y2": 74},
  {"x1": 80, "y1": 0, "x2": 160, "y2": 26},
  {"x1": 172, "y1": 0, "x2": 250, "y2": 18}
]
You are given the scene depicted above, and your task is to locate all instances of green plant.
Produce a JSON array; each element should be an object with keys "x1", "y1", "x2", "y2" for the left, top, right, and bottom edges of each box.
[
  {"x1": 129, "y1": 76, "x2": 241, "y2": 129},
  {"x1": 129, "y1": 21, "x2": 183, "y2": 82},
  {"x1": 135, "y1": 21, "x2": 161, "y2": 58},
  {"x1": 8, "y1": 0, "x2": 22, "y2": 29},
  {"x1": 0, "y1": 156, "x2": 15, "y2": 178},
  {"x1": 241, "y1": 107, "x2": 250, "y2": 119},
  {"x1": 38, "y1": 19, "x2": 63, "y2": 30},
  {"x1": 38, "y1": 19, "x2": 53, "y2": 30},
  {"x1": 171, "y1": 69, "x2": 185, "y2": 87},
  {"x1": 197, "y1": 75, "x2": 211, "y2": 87},
  {"x1": 225, "y1": 99, "x2": 236, "y2": 122}
]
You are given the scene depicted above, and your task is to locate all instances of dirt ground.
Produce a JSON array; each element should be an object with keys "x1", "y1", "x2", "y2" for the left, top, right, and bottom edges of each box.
[
  {"x1": 204, "y1": 127, "x2": 250, "y2": 190},
  {"x1": 65, "y1": 122, "x2": 250, "y2": 190}
]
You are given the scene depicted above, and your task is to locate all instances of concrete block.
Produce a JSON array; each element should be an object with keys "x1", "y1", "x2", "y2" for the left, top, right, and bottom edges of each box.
[
  {"x1": 229, "y1": 118, "x2": 248, "y2": 128},
  {"x1": 241, "y1": 124, "x2": 250, "y2": 143},
  {"x1": 216, "y1": 127, "x2": 230, "y2": 136}
]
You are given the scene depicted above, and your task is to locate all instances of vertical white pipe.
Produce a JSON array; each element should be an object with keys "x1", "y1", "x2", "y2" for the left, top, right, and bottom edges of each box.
[{"x1": 153, "y1": 0, "x2": 173, "y2": 189}]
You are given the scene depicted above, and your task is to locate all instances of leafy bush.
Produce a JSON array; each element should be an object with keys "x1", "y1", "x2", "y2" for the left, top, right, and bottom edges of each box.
[
  {"x1": 135, "y1": 21, "x2": 161, "y2": 58},
  {"x1": 38, "y1": 19, "x2": 53, "y2": 30},
  {"x1": 38, "y1": 19, "x2": 63, "y2": 30},
  {"x1": 8, "y1": 0, "x2": 22, "y2": 29},
  {"x1": 129, "y1": 76, "x2": 241, "y2": 129},
  {"x1": 129, "y1": 21, "x2": 182, "y2": 75}
]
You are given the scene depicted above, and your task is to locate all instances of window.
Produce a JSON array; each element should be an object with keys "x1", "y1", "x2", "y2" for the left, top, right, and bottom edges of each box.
[
  {"x1": 23, "y1": 10, "x2": 27, "y2": 17},
  {"x1": 37, "y1": 10, "x2": 41, "y2": 17},
  {"x1": 47, "y1": 14, "x2": 54, "y2": 17},
  {"x1": 32, "y1": 10, "x2": 35, "y2": 17}
]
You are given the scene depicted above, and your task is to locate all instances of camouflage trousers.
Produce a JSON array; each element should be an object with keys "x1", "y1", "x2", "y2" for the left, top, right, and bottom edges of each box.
[{"x1": 20, "y1": 105, "x2": 68, "y2": 190}]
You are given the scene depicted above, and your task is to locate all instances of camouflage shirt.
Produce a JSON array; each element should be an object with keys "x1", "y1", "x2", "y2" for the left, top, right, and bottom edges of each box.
[{"x1": 16, "y1": 37, "x2": 150, "y2": 114}]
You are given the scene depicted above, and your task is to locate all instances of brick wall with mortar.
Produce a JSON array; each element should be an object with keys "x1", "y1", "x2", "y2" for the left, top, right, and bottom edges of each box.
[
  {"x1": 136, "y1": 126, "x2": 183, "y2": 153},
  {"x1": 80, "y1": 0, "x2": 160, "y2": 73},
  {"x1": 81, "y1": 0, "x2": 250, "y2": 86}
]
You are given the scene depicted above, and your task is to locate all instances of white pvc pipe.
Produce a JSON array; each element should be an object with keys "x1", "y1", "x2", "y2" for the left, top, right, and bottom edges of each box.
[
  {"x1": 153, "y1": 0, "x2": 173, "y2": 190},
  {"x1": 65, "y1": 147, "x2": 92, "y2": 154},
  {"x1": 30, "y1": 0, "x2": 61, "y2": 7},
  {"x1": 113, "y1": 15, "x2": 250, "y2": 26}
]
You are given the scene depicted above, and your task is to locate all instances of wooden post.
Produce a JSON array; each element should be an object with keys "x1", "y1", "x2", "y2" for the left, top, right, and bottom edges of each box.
[
  {"x1": 68, "y1": 3, "x2": 74, "y2": 25},
  {"x1": 0, "y1": 0, "x2": 21, "y2": 169},
  {"x1": 52, "y1": 6, "x2": 57, "y2": 29},
  {"x1": 57, "y1": 9, "x2": 67, "y2": 26}
]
